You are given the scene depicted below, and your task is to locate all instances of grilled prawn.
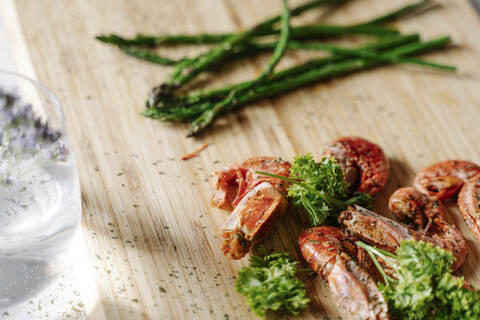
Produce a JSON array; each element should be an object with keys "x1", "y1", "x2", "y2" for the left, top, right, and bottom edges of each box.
[
  {"x1": 340, "y1": 206, "x2": 431, "y2": 252},
  {"x1": 414, "y1": 160, "x2": 480, "y2": 242},
  {"x1": 389, "y1": 186, "x2": 466, "y2": 270},
  {"x1": 339, "y1": 205, "x2": 466, "y2": 270},
  {"x1": 211, "y1": 157, "x2": 291, "y2": 259},
  {"x1": 299, "y1": 226, "x2": 390, "y2": 320},
  {"x1": 323, "y1": 136, "x2": 389, "y2": 195}
]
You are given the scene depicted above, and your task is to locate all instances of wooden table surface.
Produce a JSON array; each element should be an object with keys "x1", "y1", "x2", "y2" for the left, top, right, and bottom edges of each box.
[{"x1": 3, "y1": 0, "x2": 480, "y2": 319}]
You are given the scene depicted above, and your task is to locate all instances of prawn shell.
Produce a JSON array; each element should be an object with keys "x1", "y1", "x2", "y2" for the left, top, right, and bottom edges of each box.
[
  {"x1": 298, "y1": 226, "x2": 347, "y2": 277},
  {"x1": 458, "y1": 175, "x2": 480, "y2": 242},
  {"x1": 221, "y1": 182, "x2": 288, "y2": 259},
  {"x1": 329, "y1": 253, "x2": 389, "y2": 320},
  {"x1": 389, "y1": 186, "x2": 448, "y2": 226},
  {"x1": 339, "y1": 205, "x2": 426, "y2": 253},
  {"x1": 414, "y1": 160, "x2": 480, "y2": 248},
  {"x1": 414, "y1": 160, "x2": 480, "y2": 200},
  {"x1": 211, "y1": 157, "x2": 290, "y2": 208},
  {"x1": 341, "y1": 205, "x2": 466, "y2": 270},
  {"x1": 324, "y1": 137, "x2": 390, "y2": 195},
  {"x1": 299, "y1": 226, "x2": 389, "y2": 320}
]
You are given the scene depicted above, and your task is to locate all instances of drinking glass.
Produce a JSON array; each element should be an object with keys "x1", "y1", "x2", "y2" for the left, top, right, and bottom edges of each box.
[{"x1": 0, "y1": 70, "x2": 81, "y2": 308}]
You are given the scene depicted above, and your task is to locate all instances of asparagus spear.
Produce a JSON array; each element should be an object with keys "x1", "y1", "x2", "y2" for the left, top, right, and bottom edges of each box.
[
  {"x1": 145, "y1": 0, "x2": 339, "y2": 105},
  {"x1": 188, "y1": 0, "x2": 291, "y2": 135},
  {"x1": 181, "y1": 36, "x2": 451, "y2": 135},
  {"x1": 96, "y1": 33, "x2": 228, "y2": 46},
  {"x1": 118, "y1": 46, "x2": 180, "y2": 66},
  {"x1": 148, "y1": 34, "x2": 446, "y2": 109},
  {"x1": 97, "y1": 25, "x2": 399, "y2": 71},
  {"x1": 250, "y1": 41, "x2": 455, "y2": 71},
  {"x1": 148, "y1": 38, "x2": 459, "y2": 123},
  {"x1": 117, "y1": 31, "x2": 455, "y2": 76},
  {"x1": 96, "y1": 0, "x2": 341, "y2": 47},
  {"x1": 96, "y1": 0, "x2": 454, "y2": 138},
  {"x1": 362, "y1": 0, "x2": 433, "y2": 25},
  {"x1": 112, "y1": 26, "x2": 398, "y2": 68},
  {"x1": 142, "y1": 35, "x2": 446, "y2": 122},
  {"x1": 106, "y1": 0, "x2": 435, "y2": 110},
  {"x1": 117, "y1": 42, "x2": 265, "y2": 67},
  {"x1": 264, "y1": 24, "x2": 398, "y2": 39},
  {"x1": 97, "y1": 0, "x2": 434, "y2": 111},
  {"x1": 96, "y1": 0, "x2": 431, "y2": 47},
  {"x1": 97, "y1": 24, "x2": 398, "y2": 48}
]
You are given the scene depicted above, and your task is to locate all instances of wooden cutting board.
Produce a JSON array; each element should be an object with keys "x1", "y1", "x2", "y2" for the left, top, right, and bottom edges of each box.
[{"x1": 4, "y1": 0, "x2": 480, "y2": 319}]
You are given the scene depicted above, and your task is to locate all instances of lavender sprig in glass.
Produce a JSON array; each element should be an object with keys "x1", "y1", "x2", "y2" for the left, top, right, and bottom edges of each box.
[
  {"x1": 0, "y1": 71, "x2": 80, "y2": 310},
  {"x1": 0, "y1": 90, "x2": 68, "y2": 184}
]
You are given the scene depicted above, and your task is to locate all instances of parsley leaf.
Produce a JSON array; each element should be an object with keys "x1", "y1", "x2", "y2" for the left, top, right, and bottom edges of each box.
[
  {"x1": 258, "y1": 153, "x2": 371, "y2": 225},
  {"x1": 358, "y1": 240, "x2": 480, "y2": 320},
  {"x1": 235, "y1": 249, "x2": 309, "y2": 318}
]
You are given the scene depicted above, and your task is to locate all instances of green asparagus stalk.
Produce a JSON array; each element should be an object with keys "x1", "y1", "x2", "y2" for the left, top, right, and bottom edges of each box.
[
  {"x1": 252, "y1": 41, "x2": 455, "y2": 71},
  {"x1": 98, "y1": 0, "x2": 433, "y2": 110},
  {"x1": 266, "y1": 24, "x2": 399, "y2": 39},
  {"x1": 143, "y1": 35, "x2": 449, "y2": 123},
  {"x1": 96, "y1": 0, "x2": 431, "y2": 47},
  {"x1": 111, "y1": 26, "x2": 397, "y2": 68},
  {"x1": 147, "y1": 34, "x2": 421, "y2": 108},
  {"x1": 97, "y1": 24, "x2": 398, "y2": 48},
  {"x1": 247, "y1": 0, "x2": 291, "y2": 79},
  {"x1": 224, "y1": 0, "x2": 339, "y2": 33},
  {"x1": 145, "y1": 0, "x2": 340, "y2": 105},
  {"x1": 119, "y1": 46, "x2": 180, "y2": 66},
  {"x1": 181, "y1": 36, "x2": 451, "y2": 135},
  {"x1": 188, "y1": 0, "x2": 291, "y2": 135},
  {"x1": 146, "y1": 33, "x2": 250, "y2": 103},
  {"x1": 117, "y1": 32, "x2": 456, "y2": 75},
  {"x1": 119, "y1": 41, "x2": 272, "y2": 66},
  {"x1": 362, "y1": 0, "x2": 433, "y2": 25},
  {"x1": 144, "y1": 0, "x2": 437, "y2": 107},
  {"x1": 96, "y1": 0, "x2": 341, "y2": 47},
  {"x1": 96, "y1": 33, "x2": 229, "y2": 46},
  {"x1": 96, "y1": 0, "x2": 453, "y2": 138}
]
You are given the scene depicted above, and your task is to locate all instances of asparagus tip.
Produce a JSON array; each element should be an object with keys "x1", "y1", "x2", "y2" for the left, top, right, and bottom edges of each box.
[
  {"x1": 141, "y1": 108, "x2": 157, "y2": 118},
  {"x1": 95, "y1": 35, "x2": 110, "y2": 42}
]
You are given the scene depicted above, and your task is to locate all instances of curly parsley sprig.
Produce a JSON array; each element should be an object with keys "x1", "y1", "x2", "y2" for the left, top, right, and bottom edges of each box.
[
  {"x1": 235, "y1": 249, "x2": 310, "y2": 318},
  {"x1": 257, "y1": 153, "x2": 371, "y2": 225},
  {"x1": 357, "y1": 240, "x2": 480, "y2": 320}
]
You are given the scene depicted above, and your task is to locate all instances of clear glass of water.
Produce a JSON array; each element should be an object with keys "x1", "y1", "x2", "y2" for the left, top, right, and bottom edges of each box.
[{"x1": 0, "y1": 70, "x2": 81, "y2": 308}]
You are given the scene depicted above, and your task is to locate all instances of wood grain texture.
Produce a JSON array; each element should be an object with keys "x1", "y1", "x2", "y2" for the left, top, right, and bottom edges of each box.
[{"x1": 10, "y1": 0, "x2": 480, "y2": 319}]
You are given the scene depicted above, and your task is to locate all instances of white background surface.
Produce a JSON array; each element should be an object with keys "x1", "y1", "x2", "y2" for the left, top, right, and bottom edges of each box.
[{"x1": 0, "y1": 18, "x2": 15, "y2": 71}]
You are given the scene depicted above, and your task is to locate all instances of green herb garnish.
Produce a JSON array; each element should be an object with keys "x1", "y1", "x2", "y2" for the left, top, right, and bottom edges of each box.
[
  {"x1": 258, "y1": 153, "x2": 371, "y2": 225},
  {"x1": 235, "y1": 249, "x2": 309, "y2": 318},
  {"x1": 357, "y1": 240, "x2": 480, "y2": 320}
]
